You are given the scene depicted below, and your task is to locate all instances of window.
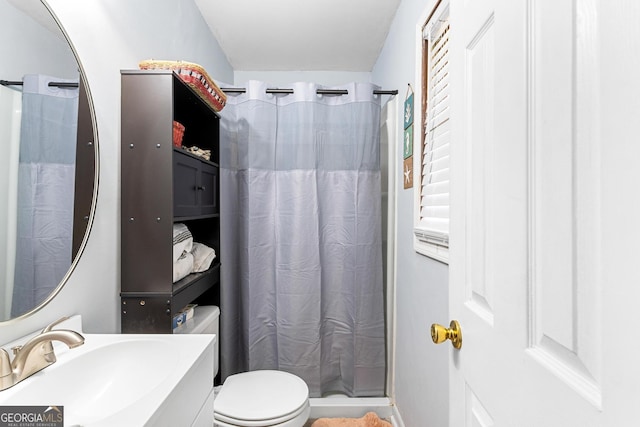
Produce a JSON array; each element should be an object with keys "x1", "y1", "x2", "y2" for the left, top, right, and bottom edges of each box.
[{"x1": 414, "y1": 0, "x2": 450, "y2": 263}]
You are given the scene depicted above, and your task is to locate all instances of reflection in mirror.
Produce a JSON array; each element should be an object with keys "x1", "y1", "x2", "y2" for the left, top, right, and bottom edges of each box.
[{"x1": 0, "y1": 0, "x2": 97, "y2": 321}]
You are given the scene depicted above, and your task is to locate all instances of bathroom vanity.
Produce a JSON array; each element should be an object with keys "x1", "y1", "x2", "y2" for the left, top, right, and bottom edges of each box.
[
  {"x1": 0, "y1": 316, "x2": 215, "y2": 427},
  {"x1": 120, "y1": 70, "x2": 221, "y2": 333}
]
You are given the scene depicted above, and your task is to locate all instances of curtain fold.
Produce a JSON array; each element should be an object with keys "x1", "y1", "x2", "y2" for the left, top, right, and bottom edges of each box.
[
  {"x1": 220, "y1": 81, "x2": 385, "y2": 397},
  {"x1": 11, "y1": 74, "x2": 78, "y2": 317}
]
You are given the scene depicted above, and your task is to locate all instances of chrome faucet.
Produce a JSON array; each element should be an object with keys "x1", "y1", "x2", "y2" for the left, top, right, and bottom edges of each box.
[{"x1": 0, "y1": 317, "x2": 84, "y2": 391}]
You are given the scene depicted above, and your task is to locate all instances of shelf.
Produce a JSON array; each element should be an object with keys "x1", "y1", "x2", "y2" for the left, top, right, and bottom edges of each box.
[
  {"x1": 120, "y1": 70, "x2": 221, "y2": 334},
  {"x1": 173, "y1": 263, "x2": 220, "y2": 296},
  {"x1": 174, "y1": 147, "x2": 219, "y2": 167},
  {"x1": 174, "y1": 213, "x2": 220, "y2": 222},
  {"x1": 119, "y1": 263, "x2": 220, "y2": 334},
  {"x1": 119, "y1": 263, "x2": 220, "y2": 299}
]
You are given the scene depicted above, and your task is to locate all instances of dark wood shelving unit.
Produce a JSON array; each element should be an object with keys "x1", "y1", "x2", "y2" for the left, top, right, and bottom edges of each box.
[{"x1": 120, "y1": 69, "x2": 221, "y2": 333}]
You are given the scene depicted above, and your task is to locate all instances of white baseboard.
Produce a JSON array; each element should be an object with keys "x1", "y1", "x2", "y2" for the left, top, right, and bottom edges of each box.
[{"x1": 389, "y1": 403, "x2": 406, "y2": 427}]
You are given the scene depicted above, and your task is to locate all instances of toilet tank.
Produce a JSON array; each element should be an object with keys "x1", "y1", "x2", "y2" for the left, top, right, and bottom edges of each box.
[{"x1": 175, "y1": 305, "x2": 220, "y2": 376}]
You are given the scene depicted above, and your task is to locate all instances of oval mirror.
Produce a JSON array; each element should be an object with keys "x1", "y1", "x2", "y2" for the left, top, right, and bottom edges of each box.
[{"x1": 0, "y1": 0, "x2": 98, "y2": 321}]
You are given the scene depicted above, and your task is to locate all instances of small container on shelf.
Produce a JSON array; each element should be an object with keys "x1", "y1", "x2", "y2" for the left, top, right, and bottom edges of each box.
[
  {"x1": 173, "y1": 120, "x2": 185, "y2": 147},
  {"x1": 182, "y1": 303, "x2": 197, "y2": 320},
  {"x1": 172, "y1": 311, "x2": 187, "y2": 329}
]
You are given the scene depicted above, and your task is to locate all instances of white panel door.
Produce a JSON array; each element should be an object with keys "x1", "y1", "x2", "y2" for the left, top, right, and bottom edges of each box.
[{"x1": 447, "y1": 0, "x2": 640, "y2": 425}]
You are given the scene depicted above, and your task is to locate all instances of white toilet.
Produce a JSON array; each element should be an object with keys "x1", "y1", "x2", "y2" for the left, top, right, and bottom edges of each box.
[
  {"x1": 213, "y1": 370, "x2": 311, "y2": 427},
  {"x1": 191, "y1": 306, "x2": 310, "y2": 427}
]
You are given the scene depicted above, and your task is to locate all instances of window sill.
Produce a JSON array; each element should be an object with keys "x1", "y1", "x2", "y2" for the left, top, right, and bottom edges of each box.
[{"x1": 413, "y1": 228, "x2": 449, "y2": 264}]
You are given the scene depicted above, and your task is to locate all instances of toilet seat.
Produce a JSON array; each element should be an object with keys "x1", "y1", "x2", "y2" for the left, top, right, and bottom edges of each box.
[
  {"x1": 214, "y1": 403, "x2": 310, "y2": 427},
  {"x1": 214, "y1": 370, "x2": 310, "y2": 427}
]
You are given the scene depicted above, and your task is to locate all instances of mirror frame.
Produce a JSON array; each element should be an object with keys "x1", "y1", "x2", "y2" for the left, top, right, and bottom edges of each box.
[{"x1": 3, "y1": 0, "x2": 100, "y2": 323}]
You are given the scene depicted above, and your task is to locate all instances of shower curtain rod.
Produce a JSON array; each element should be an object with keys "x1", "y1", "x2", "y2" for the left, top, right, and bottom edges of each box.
[
  {"x1": 0, "y1": 80, "x2": 79, "y2": 88},
  {"x1": 221, "y1": 87, "x2": 398, "y2": 96}
]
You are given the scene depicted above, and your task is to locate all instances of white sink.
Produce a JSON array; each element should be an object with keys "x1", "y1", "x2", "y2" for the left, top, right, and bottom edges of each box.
[{"x1": 0, "y1": 333, "x2": 215, "y2": 426}]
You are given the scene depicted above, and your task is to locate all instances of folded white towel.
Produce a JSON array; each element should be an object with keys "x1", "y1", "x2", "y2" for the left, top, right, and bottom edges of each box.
[
  {"x1": 173, "y1": 223, "x2": 193, "y2": 263},
  {"x1": 191, "y1": 242, "x2": 216, "y2": 273},
  {"x1": 173, "y1": 252, "x2": 194, "y2": 283}
]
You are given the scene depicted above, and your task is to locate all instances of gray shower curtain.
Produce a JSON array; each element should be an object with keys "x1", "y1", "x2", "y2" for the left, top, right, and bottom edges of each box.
[
  {"x1": 219, "y1": 80, "x2": 386, "y2": 397},
  {"x1": 11, "y1": 74, "x2": 78, "y2": 317}
]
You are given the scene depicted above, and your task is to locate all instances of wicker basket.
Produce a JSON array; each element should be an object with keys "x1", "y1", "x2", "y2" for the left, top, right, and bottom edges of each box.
[
  {"x1": 173, "y1": 121, "x2": 185, "y2": 147},
  {"x1": 139, "y1": 59, "x2": 227, "y2": 112}
]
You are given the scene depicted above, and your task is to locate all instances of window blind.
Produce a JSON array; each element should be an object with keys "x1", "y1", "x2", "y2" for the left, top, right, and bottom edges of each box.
[{"x1": 417, "y1": 5, "x2": 450, "y2": 248}]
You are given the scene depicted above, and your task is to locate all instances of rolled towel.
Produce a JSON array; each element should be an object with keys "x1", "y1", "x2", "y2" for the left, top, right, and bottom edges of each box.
[
  {"x1": 173, "y1": 223, "x2": 193, "y2": 263},
  {"x1": 191, "y1": 242, "x2": 216, "y2": 273},
  {"x1": 310, "y1": 412, "x2": 392, "y2": 427},
  {"x1": 173, "y1": 252, "x2": 194, "y2": 283}
]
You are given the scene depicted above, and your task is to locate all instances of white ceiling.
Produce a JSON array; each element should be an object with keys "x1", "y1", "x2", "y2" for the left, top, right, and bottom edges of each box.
[{"x1": 194, "y1": 0, "x2": 401, "y2": 72}]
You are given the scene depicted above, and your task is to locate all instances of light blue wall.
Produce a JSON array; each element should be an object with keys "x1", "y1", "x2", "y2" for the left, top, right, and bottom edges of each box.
[
  {"x1": 0, "y1": 0, "x2": 233, "y2": 343},
  {"x1": 372, "y1": 1, "x2": 450, "y2": 426},
  {"x1": 234, "y1": 70, "x2": 372, "y2": 87}
]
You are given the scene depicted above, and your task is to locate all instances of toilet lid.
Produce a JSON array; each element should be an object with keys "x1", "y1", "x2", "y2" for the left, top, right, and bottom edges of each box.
[{"x1": 214, "y1": 370, "x2": 309, "y2": 426}]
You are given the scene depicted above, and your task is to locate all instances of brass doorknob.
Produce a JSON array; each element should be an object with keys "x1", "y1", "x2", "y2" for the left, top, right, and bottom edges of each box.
[{"x1": 431, "y1": 320, "x2": 462, "y2": 349}]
